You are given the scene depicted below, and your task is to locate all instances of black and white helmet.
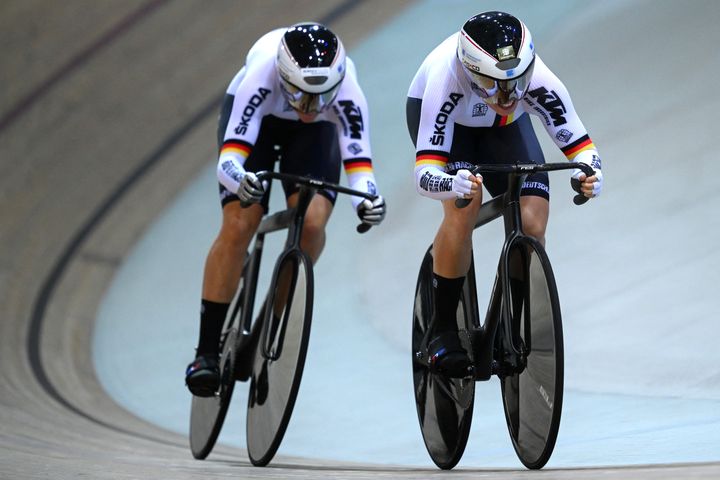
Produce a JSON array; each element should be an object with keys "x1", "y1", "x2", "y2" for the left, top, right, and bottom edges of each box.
[
  {"x1": 276, "y1": 22, "x2": 346, "y2": 114},
  {"x1": 457, "y1": 11, "x2": 535, "y2": 106}
]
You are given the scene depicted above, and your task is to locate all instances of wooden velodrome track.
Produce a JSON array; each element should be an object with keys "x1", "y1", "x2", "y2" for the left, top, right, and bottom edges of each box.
[{"x1": 1, "y1": 1, "x2": 718, "y2": 478}]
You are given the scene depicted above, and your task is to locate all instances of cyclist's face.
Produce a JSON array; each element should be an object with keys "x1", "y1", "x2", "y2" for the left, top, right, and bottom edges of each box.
[
  {"x1": 296, "y1": 111, "x2": 318, "y2": 123},
  {"x1": 487, "y1": 99, "x2": 519, "y2": 116}
]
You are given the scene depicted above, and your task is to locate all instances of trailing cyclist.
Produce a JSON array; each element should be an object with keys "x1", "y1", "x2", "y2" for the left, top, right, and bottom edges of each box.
[
  {"x1": 186, "y1": 23, "x2": 387, "y2": 396},
  {"x1": 406, "y1": 11, "x2": 603, "y2": 377}
]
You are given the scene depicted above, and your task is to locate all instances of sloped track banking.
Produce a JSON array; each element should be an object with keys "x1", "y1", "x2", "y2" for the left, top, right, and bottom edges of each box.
[
  {"x1": 1, "y1": 1, "x2": 719, "y2": 479},
  {"x1": 2, "y1": 1, "x2": 417, "y2": 478}
]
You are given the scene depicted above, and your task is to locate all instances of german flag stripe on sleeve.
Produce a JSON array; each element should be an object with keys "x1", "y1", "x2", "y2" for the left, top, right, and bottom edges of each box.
[
  {"x1": 415, "y1": 150, "x2": 448, "y2": 169},
  {"x1": 220, "y1": 139, "x2": 252, "y2": 159},
  {"x1": 343, "y1": 158, "x2": 373, "y2": 174},
  {"x1": 561, "y1": 134, "x2": 596, "y2": 160}
]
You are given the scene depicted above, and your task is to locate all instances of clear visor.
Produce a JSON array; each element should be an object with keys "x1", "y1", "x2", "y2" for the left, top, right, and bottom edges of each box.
[
  {"x1": 279, "y1": 77, "x2": 342, "y2": 114},
  {"x1": 467, "y1": 60, "x2": 535, "y2": 106}
]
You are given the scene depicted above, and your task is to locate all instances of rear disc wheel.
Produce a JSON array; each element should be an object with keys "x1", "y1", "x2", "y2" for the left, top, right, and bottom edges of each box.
[
  {"x1": 412, "y1": 246, "x2": 475, "y2": 470},
  {"x1": 189, "y1": 326, "x2": 238, "y2": 459}
]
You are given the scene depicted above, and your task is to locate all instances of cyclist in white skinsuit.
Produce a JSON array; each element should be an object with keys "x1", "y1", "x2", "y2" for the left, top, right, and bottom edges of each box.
[
  {"x1": 186, "y1": 23, "x2": 387, "y2": 396},
  {"x1": 406, "y1": 11, "x2": 603, "y2": 377}
]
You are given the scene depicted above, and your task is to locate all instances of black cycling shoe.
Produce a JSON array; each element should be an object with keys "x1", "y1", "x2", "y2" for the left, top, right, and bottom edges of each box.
[
  {"x1": 427, "y1": 331, "x2": 472, "y2": 378},
  {"x1": 185, "y1": 354, "x2": 220, "y2": 397}
]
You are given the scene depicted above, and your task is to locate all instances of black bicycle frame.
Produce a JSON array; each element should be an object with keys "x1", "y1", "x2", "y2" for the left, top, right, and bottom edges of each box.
[
  {"x1": 237, "y1": 169, "x2": 376, "y2": 336},
  {"x1": 468, "y1": 175, "x2": 526, "y2": 380},
  {"x1": 466, "y1": 162, "x2": 593, "y2": 380}
]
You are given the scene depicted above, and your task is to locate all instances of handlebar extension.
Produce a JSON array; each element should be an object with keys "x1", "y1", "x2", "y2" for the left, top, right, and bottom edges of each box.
[
  {"x1": 241, "y1": 171, "x2": 377, "y2": 233},
  {"x1": 454, "y1": 162, "x2": 595, "y2": 209}
]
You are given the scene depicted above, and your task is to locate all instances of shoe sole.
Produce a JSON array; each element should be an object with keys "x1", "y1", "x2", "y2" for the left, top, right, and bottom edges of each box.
[{"x1": 187, "y1": 372, "x2": 220, "y2": 397}]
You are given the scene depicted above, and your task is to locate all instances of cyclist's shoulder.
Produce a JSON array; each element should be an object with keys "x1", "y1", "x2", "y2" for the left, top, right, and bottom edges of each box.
[
  {"x1": 334, "y1": 57, "x2": 366, "y2": 102},
  {"x1": 417, "y1": 33, "x2": 459, "y2": 76},
  {"x1": 225, "y1": 30, "x2": 282, "y2": 96},
  {"x1": 409, "y1": 34, "x2": 466, "y2": 99},
  {"x1": 246, "y1": 28, "x2": 284, "y2": 65},
  {"x1": 524, "y1": 55, "x2": 574, "y2": 98}
]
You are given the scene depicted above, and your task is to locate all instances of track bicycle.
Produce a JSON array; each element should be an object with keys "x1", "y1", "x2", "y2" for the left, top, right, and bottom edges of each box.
[
  {"x1": 189, "y1": 169, "x2": 376, "y2": 465},
  {"x1": 412, "y1": 161, "x2": 594, "y2": 470}
]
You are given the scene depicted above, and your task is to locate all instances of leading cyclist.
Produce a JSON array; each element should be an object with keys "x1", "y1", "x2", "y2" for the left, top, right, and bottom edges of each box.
[
  {"x1": 186, "y1": 23, "x2": 386, "y2": 396},
  {"x1": 406, "y1": 11, "x2": 603, "y2": 377}
]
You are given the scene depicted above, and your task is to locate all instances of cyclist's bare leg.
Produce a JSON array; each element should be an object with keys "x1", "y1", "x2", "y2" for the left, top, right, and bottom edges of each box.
[
  {"x1": 187, "y1": 201, "x2": 263, "y2": 393},
  {"x1": 202, "y1": 202, "x2": 264, "y2": 302},
  {"x1": 286, "y1": 191, "x2": 334, "y2": 263},
  {"x1": 432, "y1": 196, "x2": 483, "y2": 278},
  {"x1": 519, "y1": 195, "x2": 549, "y2": 246},
  {"x1": 426, "y1": 197, "x2": 482, "y2": 375},
  {"x1": 508, "y1": 196, "x2": 549, "y2": 312}
]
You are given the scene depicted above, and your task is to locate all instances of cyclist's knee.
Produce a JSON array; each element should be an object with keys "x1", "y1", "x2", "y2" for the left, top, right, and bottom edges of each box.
[
  {"x1": 523, "y1": 219, "x2": 546, "y2": 242},
  {"x1": 219, "y1": 203, "x2": 262, "y2": 245},
  {"x1": 441, "y1": 202, "x2": 479, "y2": 237},
  {"x1": 300, "y1": 222, "x2": 326, "y2": 260},
  {"x1": 299, "y1": 197, "x2": 331, "y2": 250},
  {"x1": 521, "y1": 206, "x2": 547, "y2": 238},
  {"x1": 520, "y1": 196, "x2": 548, "y2": 242},
  {"x1": 301, "y1": 218, "x2": 326, "y2": 242}
]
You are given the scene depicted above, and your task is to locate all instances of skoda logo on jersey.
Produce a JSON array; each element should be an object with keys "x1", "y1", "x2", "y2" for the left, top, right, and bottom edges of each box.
[
  {"x1": 234, "y1": 87, "x2": 271, "y2": 135},
  {"x1": 431, "y1": 92, "x2": 463, "y2": 146}
]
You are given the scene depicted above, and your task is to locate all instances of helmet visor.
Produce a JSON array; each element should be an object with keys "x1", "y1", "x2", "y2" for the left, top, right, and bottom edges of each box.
[
  {"x1": 279, "y1": 77, "x2": 342, "y2": 114},
  {"x1": 467, "y1": 59, "x2": 535, "y2": 105}
]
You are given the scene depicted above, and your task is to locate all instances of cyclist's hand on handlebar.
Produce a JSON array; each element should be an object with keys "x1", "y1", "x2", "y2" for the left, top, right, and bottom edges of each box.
[
  {"x1": 357, "y1": 195, "x2": 386, "y2": 226},
  {"x1": 237, "y1": 172, "x2": 266, "y2": 204},
  {"x1": 453, "y1": 169, "x2": 483, "y2": 200},
  {"x1": 571, "y1": 154, "x2": 603, "y2": 201}
]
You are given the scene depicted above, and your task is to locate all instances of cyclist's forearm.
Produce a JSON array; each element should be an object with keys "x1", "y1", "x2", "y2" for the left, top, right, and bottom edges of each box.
[{"x1": 415, "y1": 165, "x2": 456, "y2": 201}]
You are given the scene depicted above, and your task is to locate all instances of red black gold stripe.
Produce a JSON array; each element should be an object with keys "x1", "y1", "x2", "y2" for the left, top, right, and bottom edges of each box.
[
  {"x1": 343, "y1": 157, "x2": 373, "y2": 174},
  {"x1": 220, "y1": 139, "x2": 252, "y2": 158},
  {"x1": 492, "y1": 112, "x2": 516, "y2": 127},
  {"x1": 415, "y1": 150, "x2": 448, "y2": 169},
  {"x1": 561, "y1": 134, "x2": 596, "y2": 160}
]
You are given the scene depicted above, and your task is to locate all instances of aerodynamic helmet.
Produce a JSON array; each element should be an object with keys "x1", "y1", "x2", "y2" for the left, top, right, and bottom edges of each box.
[
  {"x1": 457, "y1": 11, "x2": 535, "y2": 106},
  {"x1": 276, "y1": 23, "x2": 346, "y2": 114}
]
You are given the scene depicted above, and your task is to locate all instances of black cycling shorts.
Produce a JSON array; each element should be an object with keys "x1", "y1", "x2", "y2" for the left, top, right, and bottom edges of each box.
[
  {"x1": 406, "y1": 97, "x2": 549, "y2": 200},
  {"x1": 217, "y1": 94, "x2": 341, "y2": 210}
]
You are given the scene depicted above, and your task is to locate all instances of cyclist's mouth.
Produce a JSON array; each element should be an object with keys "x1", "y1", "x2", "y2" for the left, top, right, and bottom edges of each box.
[{"x1": 499, "y1": 99, "x2": 516, "y2": 109}]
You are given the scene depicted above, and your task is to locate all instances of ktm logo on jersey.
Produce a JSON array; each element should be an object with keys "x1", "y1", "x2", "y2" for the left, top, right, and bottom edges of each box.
[
  {"x1": 234, "y1": 87, "x2": 271, "y2": 135},
  {"x1": 430, "y1": 92, "x2": 463, "y2": 146},
  {"x1": 338, "y1": 100, "x2": 364, "y2": 139},
  {"x1": 527, "y1": 87, "x2": 567, "y2": 127}
]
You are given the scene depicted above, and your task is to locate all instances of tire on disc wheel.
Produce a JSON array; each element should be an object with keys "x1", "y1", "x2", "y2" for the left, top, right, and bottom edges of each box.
[
  {"x1": 189, "y1": 253, "x2": 251, "y2": 459},
  {"x1": 412, "y1": 245, "x2": 475, "y2": 470},
  {"x1": 246, "y1": 248, "x2": 313, "y2": 466},
  {"x1": 499, "y1": 238, "x2": 564, "y2": 469},
  {"x1": 189, "y1": 326, "x2": 238, "y2": 459}
]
